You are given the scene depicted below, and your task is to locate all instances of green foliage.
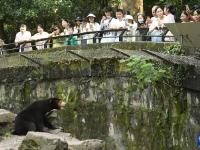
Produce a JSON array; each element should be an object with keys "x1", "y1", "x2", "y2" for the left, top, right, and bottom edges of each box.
[
  {"x1": 0, "y1": 0, "x2": 121, "y2": 42},
  {"x1": 120, "y1": 56, "x2": 172, "y2": 90},
  {"x1": 164, "y1": 43, "x2": 184, "y2": 55}
]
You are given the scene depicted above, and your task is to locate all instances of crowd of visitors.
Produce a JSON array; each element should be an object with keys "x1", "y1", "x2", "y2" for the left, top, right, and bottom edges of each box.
[{"x1": 1, "y1": 3, "x2": 200, "y2": 52}]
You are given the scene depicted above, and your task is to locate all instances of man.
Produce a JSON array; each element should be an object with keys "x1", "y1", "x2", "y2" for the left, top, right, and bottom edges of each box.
[{"x1": 15, "y1": 24, "x2": 32, "y2": 52}]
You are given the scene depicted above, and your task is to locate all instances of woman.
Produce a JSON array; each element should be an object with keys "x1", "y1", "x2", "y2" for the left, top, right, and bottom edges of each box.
[
  {"x1": 124, "y1": 15, "x2": 138, "y2": 42},
  {"x1": 163, "y1": 3, "x2": 175, "y2": 23},
  {"x1": 193, "y1": 9, "x2": 200, "y2": 22},
  {"x1": 149, "y1": 6, "x2": 166, "y2": 42},
  {"x1": 100, "y1": 7, "x2": 116, "y2": 43},
  {"x1": 15, "y1": 24, "x2": 32, "y2": 52},
  {"x1": 86, "y1": 13, "x2": 100, "y2": 44},
  {"x1": 180, "y1": 10, "x2": 191, "y2": 23},
  {"x1": 74, "y1": 16, "x2": 83, "y2": 45},
  {"x1": 136, "y1": 13, "x2": 148, "y2": 41},
  {"x1": 31, "y1": 24, "x2": 49, "y2": 50},
  {"x1": 50, "y1": 25, "x2": 63, "y2": 48},
  {"x1": 163, "y1": 4, "x2": 176, "y2": 42}
]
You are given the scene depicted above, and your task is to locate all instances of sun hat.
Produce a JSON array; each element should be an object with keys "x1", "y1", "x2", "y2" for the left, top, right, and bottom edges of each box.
[
  {"x1": 87, "y1": 13, "x2": 96, "y2": 18},
  {"x1": 125, "y1": 15, "x2": 133, "y2": 20}
]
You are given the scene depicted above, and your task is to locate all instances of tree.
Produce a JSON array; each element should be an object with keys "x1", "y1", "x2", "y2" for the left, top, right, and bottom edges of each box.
[
  {"x1": 0, "y1": 0, "x2": 122, "y2": 43},
  {"x1": 0, "y1": 0, "x2": 73, "y2": 42}
]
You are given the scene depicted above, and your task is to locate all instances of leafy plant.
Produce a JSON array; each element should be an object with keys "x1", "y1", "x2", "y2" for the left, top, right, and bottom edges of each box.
[
  {"x1": 164, "y1": 44, "x2": 184, "y2": 55},
  {"x1": 120, "y1": 56, "x2": 172, "y2": 90}
]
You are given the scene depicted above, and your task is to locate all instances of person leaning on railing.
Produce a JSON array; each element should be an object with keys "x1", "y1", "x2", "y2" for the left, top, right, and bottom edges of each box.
[
  {"x1": 49, "y1": 25, "x2": 63, "y2": 48},
  {"x1": 112, "y1": 9, "x2": 126, "y2": 42},
  {"x1": 124, "y1": 15, "x2": 138, "y2": 42},
  {"x1": 31, "y1": 24, "x2": 50, "y2": 50},
  {"x1": 74, "y1": 16, "x2": 83, "y2": 45},
  {"x1": 100, "y1": 7, "x2": 116, "y2": 43},
  {"x1": 193, "y1": 9, "x2": 200, "y2": 22},
  {"x1": 85, "y1": 13, "x2": 100, "y2": 44},
  {"x1": 61, "y1": 19, "x2": 77, "y2": 46},
  {"x1": 14, "y1": 24, "x2": 32, "y2": 52},
  {"x1": 180, "y1": 10, "x2": 192, "y2": 23},
  {"x1": 136, "y1": 13, "x2": 148, "y2": 41},
  {"x1": 148, "y1": 6, "x2": 166, "y2": 42},
  {"x1": 163, "y1": 3, "x2": 175, "y2": 42}
]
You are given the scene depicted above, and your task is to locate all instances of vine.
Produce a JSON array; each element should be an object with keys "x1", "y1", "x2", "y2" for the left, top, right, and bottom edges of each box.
[
  {"x1": 164, "y1": 43, "x2": 184, "y2": 55},
  {"x1": 120, "y1": 56, "x2": 172, "y2": 90}
]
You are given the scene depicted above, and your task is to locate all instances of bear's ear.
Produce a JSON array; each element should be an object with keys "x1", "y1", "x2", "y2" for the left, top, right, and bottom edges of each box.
[
  {"x1": 49, "y1": 98, "x2": 56, "y2": 104},
  {"x1": 49, "y1": 98, "x2": 59, "y2": 104},
  {"x1": 49, "y1": 98, "x2": 53, "y2": 104}
]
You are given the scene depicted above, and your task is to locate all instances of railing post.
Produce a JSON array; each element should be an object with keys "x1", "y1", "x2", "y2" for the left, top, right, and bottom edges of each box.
[
  {"x1": 0, "y1": 48, "x2": 2, "y2": 55},
  {"x1": 67, "y1": 35, "x2": 72, "y2": 45},
  {"x1": 93, "y1": 32, "x2": 99, "y2": 44},
  {"x1": 119, "y1": 29, "x2": 127, "y2": 42}
]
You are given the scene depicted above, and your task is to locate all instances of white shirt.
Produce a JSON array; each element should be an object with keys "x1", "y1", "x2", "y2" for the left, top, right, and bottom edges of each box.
[
  {"x1": 113, "y1": 18, "x2": 126, "y2": 29},
  {"x1": 100, "y1": 17, "x2": 113, "y2": 30},
  {"x1": 15, "y1": 31, "x2": 32, "y2": 52},
  {"x1": 86, "y1": 22, "x2": 100, "y2": 32},
  {"x1": 164, "y1": 14, "x2": 175, "y2": 23},
  {"x1": 112, "y1": 18, "x2": 126, "y2": 42},
  {"x1": 149, "y1": 16, "x2": 166, "y2": 32},
  {"x1": 31, "y1": 32, "x2": 49, "y2": 50}
]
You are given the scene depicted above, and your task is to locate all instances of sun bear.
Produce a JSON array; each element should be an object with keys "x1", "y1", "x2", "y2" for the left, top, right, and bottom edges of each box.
[{"x1": 13, "y1": 98, "x2": 66, "y2": 135}]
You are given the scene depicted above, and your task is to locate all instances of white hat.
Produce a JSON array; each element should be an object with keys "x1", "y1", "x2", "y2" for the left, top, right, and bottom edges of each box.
[
  {"x1": 125, "y1": 15, "x2": 133, "y2": 20},
  {"x1": 87, "y1": 13, "x2": 96, "y2": 18}
]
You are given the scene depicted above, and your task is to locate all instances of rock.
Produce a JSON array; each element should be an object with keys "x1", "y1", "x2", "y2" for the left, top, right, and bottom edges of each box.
[
  {"x1": 0, "y1": 109, "x2": 16, "y2": 123},
  {"x1": 56, "y1": 132, "x2": 105, "y2": 150},
  {"x1": 0, "y1": 131, "x2": 105, "y2": 150},
  {"x1": 0, "y1": 135, "x2": 25, "y2": 150},
  {"x1": 0, "y1": 109, "x2": 16, "y2": 141},
  {"x1": 19, "y1": 132, "x2": 68, "y2": 150},
  {"x1": 0, "y1": 39, "x2": 4, "y2": 47}
]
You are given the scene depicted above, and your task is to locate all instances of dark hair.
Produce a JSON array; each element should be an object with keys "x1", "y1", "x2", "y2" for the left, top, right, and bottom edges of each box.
[
  {"x1": 116, "y1": 8, "x2": 124, "y2": 14},
  {"x1": 154, "y1": 6, "x2": 163, "y2": 14},
  {"x1": 20, "y1": 24, "x2": 26, "y2": 28},
  {"x1": 37, "y1": 24, "x2": 44, "y2": 29},
  {"x1": 75, "y1": 16, "x2": 83, "y2": 21},
  {"x1": 103, "y1": 6, "x2": 113, "y2": 13},
  {"x1": 68, "y1": 21, "x2": 75, "y2": 28},
  {"x1": 126, "y1": 11, "x2": 131, "y2": 15},
  {"x1": 164, "y1": 3, "x2": 175, "y2": 14},
  {"x1": 137, "y1": 13, "x2": 146, "y2": 24},
  {"x1": 181, "y1": 10, "x2": 189, "y2": 17},
  {"x1": 193, "y1": 5, "x2": 200, "y2": 11},
  {"x1": 61, "y1": 18, "x2": 69, "y2": 22},
  {"x1": 52, "y1": 25, "x2": 61, "y2": 31},
  {"x1": 194, "y1": 9, "x2": 200, "y2": 15}
]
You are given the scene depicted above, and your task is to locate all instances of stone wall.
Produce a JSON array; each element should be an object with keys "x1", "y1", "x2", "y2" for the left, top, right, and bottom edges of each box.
[{"x1": 0, "y1": 42, "x2": 199, "y2": 149}]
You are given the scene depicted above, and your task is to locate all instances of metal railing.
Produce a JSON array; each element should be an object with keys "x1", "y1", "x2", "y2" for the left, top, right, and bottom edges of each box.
[{"x1": 0, "y1": 27, "x2": 176, "y2": 55}]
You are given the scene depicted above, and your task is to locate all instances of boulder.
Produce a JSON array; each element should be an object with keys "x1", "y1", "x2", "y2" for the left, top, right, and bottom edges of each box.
[
  {"x1": 56, "y1": 132, "x2": 105, "y2": 150},
  {"x1": 0, "y1": 109, "x2": 16, "y2": 141},
  {"x1": 0, "y1": 135, "x2": 25, "y2": 150},
  {"x1": 19, "y1": 132, "x2": 68, "y2": 150},
  {"x1": 0, "y1": 131, "x2": 105, "y2": 150},
  {"x1": 0, "y1": 109, "x2": 16, "y2": 123}
]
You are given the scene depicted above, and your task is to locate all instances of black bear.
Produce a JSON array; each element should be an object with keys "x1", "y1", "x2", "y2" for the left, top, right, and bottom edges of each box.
[{"x1": 13, "y1": 98, "x2": 66, "y2": 135}]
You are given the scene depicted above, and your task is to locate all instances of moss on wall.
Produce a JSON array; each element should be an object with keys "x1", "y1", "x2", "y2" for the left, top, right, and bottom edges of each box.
[{"x1": 0, "y1": 42, "x2": 198, "y2": 149}]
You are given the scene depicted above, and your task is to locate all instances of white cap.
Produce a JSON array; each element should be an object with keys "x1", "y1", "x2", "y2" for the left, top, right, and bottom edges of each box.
[
  {"x1": 125, "y1": 15, "x2": 133, "y2": 20},
  {"x1": 87, "y1": 13, "x2": 96, "y2": 18}
]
